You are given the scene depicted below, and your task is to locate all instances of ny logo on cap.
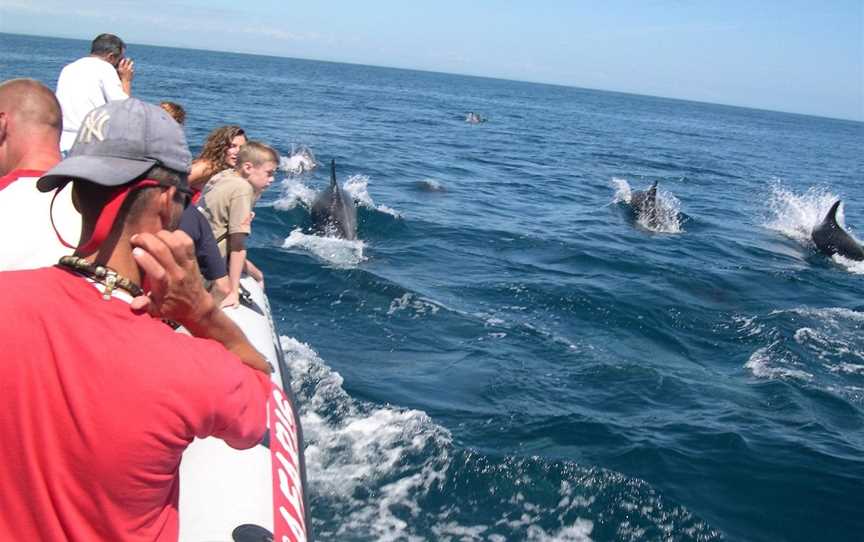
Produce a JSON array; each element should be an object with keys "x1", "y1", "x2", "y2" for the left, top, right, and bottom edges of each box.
[{"x1": 78, "y1": 110, "x2": 111, "y2": 144}]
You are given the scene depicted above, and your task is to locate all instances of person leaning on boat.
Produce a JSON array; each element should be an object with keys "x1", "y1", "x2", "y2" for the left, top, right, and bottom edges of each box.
[
  {"x1": 0, "y1": 98, "x2": 273, "y2": 541},
  {"x1": 198, "y1": 141, "x2": 277, "y2": 308},
  {"x1": 158, "y1": 99, "x2": 233, "y2": 304},
  {"x1": 55, "y1": 33, "x2": 135, "y2": 153}
]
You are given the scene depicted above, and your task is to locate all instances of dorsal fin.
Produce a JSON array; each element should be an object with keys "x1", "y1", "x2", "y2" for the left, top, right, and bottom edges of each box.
[
  {"x1": 824, "y1": 200, "x2": 842, "y2": 227},
  {"x1": 330, "y1": 159, "x2": 337, "y2": 189},
  {"x1": 647, "y1": 181, "x2": 658, "y2": 201}
]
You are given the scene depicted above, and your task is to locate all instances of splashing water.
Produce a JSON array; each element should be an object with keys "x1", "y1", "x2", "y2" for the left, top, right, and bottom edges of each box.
[
  {"x1": 282, "y1": 228, "x2": 366, "y2": 267},
  {"x1": 275, "y1": 178, "x2": 318, "y2": 210},
  {"x1": 344, "y1": 174, "x2": 402, "y2": 218},
  {"x1": 415, "y1": 178, "x2": 447, "y2": 192},
  {"x1": 387, "y1": 293, "x2": 441, "y2": 318},
  {"x1": 280, "y1": 145, "x2": 318, "y2": 176},
  {"x1": 763, "y1": 183, "x2": 864, "y2": 273},
  {"x1": 764, "y1": 183, "x2": 841, "y2": 245},
  {"x1": 611, "y1": 178, "x2": 683, "y2": 233}
]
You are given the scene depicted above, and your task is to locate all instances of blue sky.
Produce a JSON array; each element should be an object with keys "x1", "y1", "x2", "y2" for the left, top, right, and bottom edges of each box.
[{"x1": 2, "y1": 1, "x2": 862, "y2": 120}]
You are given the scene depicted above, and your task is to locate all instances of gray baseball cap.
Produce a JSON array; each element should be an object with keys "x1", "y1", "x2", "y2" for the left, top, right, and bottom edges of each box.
[{"x1": 38, "y1": 98, "x2": 192, "y2": 192}]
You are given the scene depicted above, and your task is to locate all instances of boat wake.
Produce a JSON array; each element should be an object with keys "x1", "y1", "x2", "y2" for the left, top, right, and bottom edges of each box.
[
  {"x1": 282, "y1": 337, "x2": 722, "y2": 541},
  {"x1": 736, "y1": 307, "x2": 864, "y2": 405}
]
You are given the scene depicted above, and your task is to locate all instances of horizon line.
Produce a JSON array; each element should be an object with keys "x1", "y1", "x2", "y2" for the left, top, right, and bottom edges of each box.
[{"x1": 4, "y1": 30, "x2": 862, "y2": 125}]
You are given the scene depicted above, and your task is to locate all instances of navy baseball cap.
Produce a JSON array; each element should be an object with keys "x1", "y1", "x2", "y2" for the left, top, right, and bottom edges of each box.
[{"x1": 38, "y1": 98, "x2": 191, "y2": 192}]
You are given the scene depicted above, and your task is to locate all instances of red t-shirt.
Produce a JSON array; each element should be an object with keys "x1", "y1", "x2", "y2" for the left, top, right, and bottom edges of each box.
[{"x1": 0, "y1": 266, "x2": 271, "y2": 541}]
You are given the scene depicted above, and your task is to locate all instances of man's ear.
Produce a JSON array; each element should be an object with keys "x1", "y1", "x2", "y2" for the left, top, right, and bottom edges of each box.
[
  {"x1": 157, "y1": 186, "x2": 176, "y2": 226},
  {"x1": 240, "y1": 161, "x2": 253, "y2": 175}
]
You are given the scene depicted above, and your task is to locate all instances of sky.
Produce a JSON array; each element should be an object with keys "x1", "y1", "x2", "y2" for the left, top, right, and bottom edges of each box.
[{"x1": 2, "y1": 0, "x2": 862, "y2": 121}]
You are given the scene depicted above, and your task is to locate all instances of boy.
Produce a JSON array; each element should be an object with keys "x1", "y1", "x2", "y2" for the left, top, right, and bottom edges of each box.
[{"x1": 198, "y1": 141, "x2": 278, "y2": 308}]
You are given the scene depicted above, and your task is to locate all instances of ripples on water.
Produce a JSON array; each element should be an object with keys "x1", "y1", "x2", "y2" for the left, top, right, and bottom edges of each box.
[{"x1": 3, "y1": 32, "x2": 864, "y2": 541}]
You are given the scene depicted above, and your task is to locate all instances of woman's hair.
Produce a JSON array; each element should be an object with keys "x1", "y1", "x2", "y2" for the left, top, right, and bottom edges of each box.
[
  {"x1": 194, "y1": 125, "x2": 246, "y2": 176},
  {"x1": 159, "y1": 101, "x2": 186, "y2": 125}
]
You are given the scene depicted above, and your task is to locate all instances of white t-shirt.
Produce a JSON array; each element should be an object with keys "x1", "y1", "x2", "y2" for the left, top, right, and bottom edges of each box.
[
  {"x1": 55, "y1": 56, "x2": 129, "y2": 152},
  {"x1": 0, "y1": 169, "x2": 82, "y2": 270}
]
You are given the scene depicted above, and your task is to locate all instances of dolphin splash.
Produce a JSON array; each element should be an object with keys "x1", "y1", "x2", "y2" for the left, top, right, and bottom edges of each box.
[
  {"x1": 629, "y1": 181, "x2": 659, "y2": 226},
  {"x1": 310, "y1": 159, "x2": 358, "y2": 240},
  {"x1": 811, "y1": 200, "x2": 864, "y2": 261}
]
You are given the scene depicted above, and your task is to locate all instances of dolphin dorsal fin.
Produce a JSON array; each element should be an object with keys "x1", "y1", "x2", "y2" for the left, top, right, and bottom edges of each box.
[
  {"x1": 647, "y1": 181, "x2": 658, "y2": 201},
  {"x1": 330, "y1": 159, "x2": 338, "y2": 189},
  {"x1": 824, "y1": 200, "x2": 842, "y2": 227}
]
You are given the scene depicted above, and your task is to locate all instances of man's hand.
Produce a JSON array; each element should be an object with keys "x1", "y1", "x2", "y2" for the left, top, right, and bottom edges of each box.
[
  {"x1": 129, "y1": 230, "x2": 215, "y2": 325},
  {"x1": 117, "y1": 58, "x2": 135, "y2": 82},
  {"x1": 129, "y1": 230, "x2": 271, "y2": 374}
]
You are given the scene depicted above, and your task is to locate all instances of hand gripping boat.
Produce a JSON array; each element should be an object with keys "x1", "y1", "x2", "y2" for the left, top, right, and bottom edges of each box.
[{"x1": 179, "y1": 276, "x2": 312, "y2": 541}]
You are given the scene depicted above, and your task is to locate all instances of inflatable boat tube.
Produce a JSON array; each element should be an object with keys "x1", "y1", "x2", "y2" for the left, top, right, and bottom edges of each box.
[{"x1": 178, "y1": 276, "x2": 311, "y2": 541}]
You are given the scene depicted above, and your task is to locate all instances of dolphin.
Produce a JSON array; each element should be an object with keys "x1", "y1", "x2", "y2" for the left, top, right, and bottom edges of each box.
[
  {"x1": 811, "y1": 200, "x2": 864, "y2": 261},
  {"x1": 310, "y1": 159, "x2": 358, "y2": 240},
  {"x1": 283, "y1": 146, "x2": 317, "y2": 175},
  {"x1": 629, "y1": 181, "x2": 659, "y2": 224},
  {"x1": 465, "y1": 112, "x2": 486, "y2": 124}
]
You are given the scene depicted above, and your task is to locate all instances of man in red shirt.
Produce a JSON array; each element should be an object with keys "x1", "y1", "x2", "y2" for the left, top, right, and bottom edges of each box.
[{"x1": 0, "y1": 98, "x2": 272, "y2": 540}]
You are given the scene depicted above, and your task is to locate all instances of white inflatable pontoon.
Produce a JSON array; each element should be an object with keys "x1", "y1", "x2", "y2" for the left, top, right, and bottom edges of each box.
[{"x1": 179, "y1": 276, "x2": 311, "y2": 542}]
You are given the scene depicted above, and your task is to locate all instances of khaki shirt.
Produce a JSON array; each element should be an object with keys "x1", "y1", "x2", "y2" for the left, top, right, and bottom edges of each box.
[{"x1": 197, "y1": 169, "x2": 254, "y2": 258}]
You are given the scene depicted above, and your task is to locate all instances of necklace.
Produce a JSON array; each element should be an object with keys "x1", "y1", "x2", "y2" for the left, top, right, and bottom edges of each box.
[{"x1": 58, "y1": 255, "x2": 144, "y2": 301}]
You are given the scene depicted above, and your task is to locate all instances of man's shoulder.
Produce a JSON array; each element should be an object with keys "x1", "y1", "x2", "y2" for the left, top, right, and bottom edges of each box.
[
  {"x1": 0, "y1": 267, "x2": 64, "y2": 297},
  {"x1": 0, "y1": 169, "x2": 45, "y2": 192},
  {"x1": 59, "y1": 56, "x2": 114, "y2": 79}
]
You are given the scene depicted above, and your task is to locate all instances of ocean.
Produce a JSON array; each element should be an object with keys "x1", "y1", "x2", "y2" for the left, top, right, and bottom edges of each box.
[{"x1": 2, "y1": 32, "x2": 863, "y2": 542}]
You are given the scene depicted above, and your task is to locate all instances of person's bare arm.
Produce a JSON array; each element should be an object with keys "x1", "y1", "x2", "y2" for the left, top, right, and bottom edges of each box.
[
  {"x1": 222, "y1": 232, "x2": 248, "y2": 308},
  {"x1": 129, "y1": 230, "x2": 270, "y2": 374},
  {"x1": 189, "y1": 160, "x2": 211, "y2": 191},
  {"x1": 244, "y1": 258, "x2": 264, "y2": 286}
]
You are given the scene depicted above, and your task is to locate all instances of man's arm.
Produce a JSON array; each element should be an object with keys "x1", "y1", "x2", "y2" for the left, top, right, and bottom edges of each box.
[{"x1": 130, "y1": 230, "x2": 271, "y2": 374}]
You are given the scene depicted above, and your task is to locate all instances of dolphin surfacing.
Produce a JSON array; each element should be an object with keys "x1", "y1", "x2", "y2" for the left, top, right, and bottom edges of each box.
[
  {"x1": 629, "y1": 181, "x2": 659, "y2": 224},
  {"x1": 812, "y1": 200, "x2": 864, "y2": 261},
  {"x1": 310, "y1": 159, "x2": 358, "y2": 240}
]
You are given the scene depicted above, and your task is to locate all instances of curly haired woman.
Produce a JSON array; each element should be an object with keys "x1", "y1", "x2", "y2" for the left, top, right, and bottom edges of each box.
[{"x1": 189, "y1": 125, "x2": 247, "y2": 191}]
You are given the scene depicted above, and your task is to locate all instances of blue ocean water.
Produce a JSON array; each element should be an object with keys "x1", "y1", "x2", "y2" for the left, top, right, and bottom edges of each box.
[{"x1": 2, "y1": 32, "x2": 864, "y2": 541}]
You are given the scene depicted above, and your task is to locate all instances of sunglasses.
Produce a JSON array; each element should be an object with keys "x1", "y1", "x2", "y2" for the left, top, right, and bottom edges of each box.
[
  {"x1": 171, "y1": 185, "x2": 194, "y2": 209},
  {"x1": 137, "y1": 179, "x2": 194, "y2": 209}
]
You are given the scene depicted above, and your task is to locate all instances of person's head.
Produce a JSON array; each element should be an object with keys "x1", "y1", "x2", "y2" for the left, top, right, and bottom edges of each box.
[
  {"x1": 159, "y1": 101, "x2": 186, "y2": 125},
  {"x1": 195, "y1": 125, "x2": 246, "y2": 174},
  {"x1": 236, "y1": 141, "x2": 279, "y2": 194},
  {"x1": 0, "y1": 78, "x2": 62, "y2": 175},
  {"x1": 37, "y1": 98, "x2": 192, "y2": 258},
  {"x1": 90, "y1": 33, "x2": 126, "y2": 68}
]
